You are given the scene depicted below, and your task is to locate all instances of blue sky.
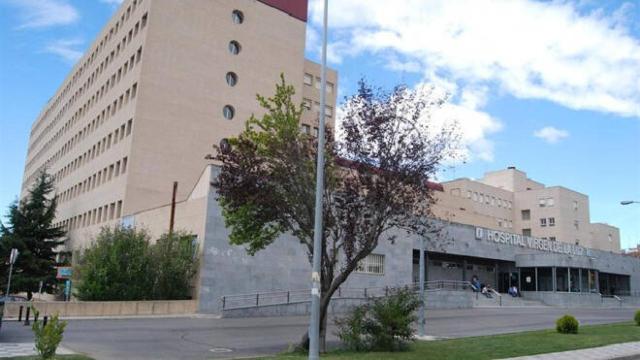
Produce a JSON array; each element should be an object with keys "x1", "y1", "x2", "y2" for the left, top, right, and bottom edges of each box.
[{"x1": 0, "y1": 0, "x2": 638, "y2": 249}]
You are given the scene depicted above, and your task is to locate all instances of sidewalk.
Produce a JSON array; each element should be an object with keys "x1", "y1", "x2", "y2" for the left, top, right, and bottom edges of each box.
[
  {"x1": 0, "y1": 343, "x2": 75, "y2": 358},
  {"x1": 502, "y1": 341, "x2": 640, "y2": 359}
]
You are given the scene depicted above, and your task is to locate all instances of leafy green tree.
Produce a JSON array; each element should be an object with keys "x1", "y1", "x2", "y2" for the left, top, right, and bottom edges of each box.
[
  {"x1": 151, "y1": 231, "x2": 199, "y2": 300},
  {"x1": 212, "y1": 76, "x2": 458, "y2": 350},
  {"x1": 0, "y1": 172, "x2": 65, "y2": 299},
  {"x1": 76, "y1": 227, "x2": 154, "y2": 301},
  {"x1": 76, "y1": 227, "x2": 199, "y2": 301},
  {"x1": 31, "y1": 308, "x2": 67, "y2": 360}
]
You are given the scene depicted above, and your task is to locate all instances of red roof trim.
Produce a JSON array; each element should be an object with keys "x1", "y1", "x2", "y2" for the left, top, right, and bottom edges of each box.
[{"x1": 258, "y1": 0, "x2": 308, "y2": 22}]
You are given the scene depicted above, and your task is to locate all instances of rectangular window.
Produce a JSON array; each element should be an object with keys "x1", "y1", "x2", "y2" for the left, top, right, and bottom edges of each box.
[
  {"x1": 302, "y1": 98, "x2": 312, "y2": 110},
  {"x1": 301, "y1": 124, "x2": 311, "y2": 134},
  {"x1": 548, "y1": 217, "x2": 555, "y2": 227},
  {"x1": 521, "y1": 209, "x2": 531, "y2": 221},
  {"x1": 315, "y1": 77, "x2": 321, "y2": 89},
  {"x1": 303, "y1": 73, "x2": 313, "y2": 86},
  {"x1": 356, "y1": 254, "x2": 385, "y2": 275},
  {"x1": 574, "y1": 220, "x2": 579, "y2": 230},
  {"x1": 540, "y1": 218, "x2": 547, "y2": 227},
  {"x1": 121, "y1": 157, "x2": 128, "y2": 173},
  {"x1": 326, "y1": 82, "x2": 334, "y2": 93},
  {"x1": 549, "y1": 236, "x2": 556, "y2": 241},
  {"x1": 573, "y1": 201, "x2": 578, "y2": 211},
  {"x1": 522, "y1": 228, "x2": 531, "y2": 237}
]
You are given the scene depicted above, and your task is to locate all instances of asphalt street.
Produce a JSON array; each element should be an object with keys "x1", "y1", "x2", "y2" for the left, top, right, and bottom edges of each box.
[{"x1": 1, "y1": 307, "x2": 637, "y2": 360}]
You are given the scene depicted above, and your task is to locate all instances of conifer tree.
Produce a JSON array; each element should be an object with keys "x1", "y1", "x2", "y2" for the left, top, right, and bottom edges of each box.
[{"x1": 1, "y1": 172, "x2": 65, "y2": 299}]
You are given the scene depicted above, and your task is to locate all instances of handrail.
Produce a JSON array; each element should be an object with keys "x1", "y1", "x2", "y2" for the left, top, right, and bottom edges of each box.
[{"x1": 220, "y1": 280, "x2": 474, "y2": 310}]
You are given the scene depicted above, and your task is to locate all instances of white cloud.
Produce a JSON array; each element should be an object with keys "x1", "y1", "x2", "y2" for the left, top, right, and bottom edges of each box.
[
  {"x1": 99, "y1": 0, "x2": 124, "y2": 5},
  {"x1": 7, "y1": 0, "x2": 78, "y2": 29},
  {"x1": 44, "y1": 38, "x2": 84, "y2": 64},
  {"x1": 308, "y1": 0, "x2": 640, "y2": 119},
  {"x1": 533, "y1": 126, "x2": 570, "y2": 144}
]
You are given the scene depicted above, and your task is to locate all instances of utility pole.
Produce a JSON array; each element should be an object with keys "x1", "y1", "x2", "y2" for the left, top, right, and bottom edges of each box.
[
  {"x1": 309, "y1": 0, "x2": 329, "y2": 358},
  {"x1": 5, "y1": 248, "x2": 19, "y2": 297},
  {"x1": 418, "y1": 238, "x2": 425, "y2": 337},
  {"x1": 169, "y1": 181, "x2": 178, "y2": 236}
]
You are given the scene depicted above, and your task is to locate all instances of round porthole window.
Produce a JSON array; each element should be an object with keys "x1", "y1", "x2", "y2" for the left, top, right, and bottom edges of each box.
[
  {"x1": 226, "y1": 72, "x2": 238, "y2": 87},
  {"x1": 228, "y1": 41, "x2": 241, "y2": 55},
  {"x1": 223, "y1": 105, "x2": 235, "y2": 120},
  {"x1": 232, "y1": 10, "x2": 244, "y2": 24}
]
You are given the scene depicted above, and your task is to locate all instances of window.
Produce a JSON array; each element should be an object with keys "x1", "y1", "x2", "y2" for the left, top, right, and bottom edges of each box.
[
  {"x1": 573, "y1": 201, "x2": 578, "y2": 211},
  {"x1": 326, "y1": 82, "x2": 334, "y2": 93},
  {"x1": 315, "y1": 76, "x2": 321, "y2": 89},
  {"x1": 304, "y1": 73, "x2": 313, "y2": 86},
  {"x1": 548, "y1": 217, "x2": 555, "y2": 227},
  {"x1": 302, "y1": 98, "x2": 312, "y2": 110},
  {"x1": 231, "y1": 10, "x2": 244, "y2": 24},
  {"x1": 356, "y1": 254, "x2": 385, "y2": 275},
  {"x1": 467, "y1": 190, "x2": 472, "y2": 199},
  {"x1": 301, "y1": 124, "x2": 310, "y2": 134},
  {"x1": 472, "y1": 192, "x2": 478, "y2": 201},
  {"x1": 225, "y1": 72, "x2": 238, "y2": 86},
  {"x1": 574, "y1": 220, "x2": 579, "y2": 231},
  {"x1": 325, "y1": 105, "x2": 333, "y2": 117},
  {"x1": 228, "y1": 41, "x2": 241, "y2": 55},
  {"x1": 497, "y1": 219, "x2": 503, "y2": 227},
  {"x1": 223, "y1": 105, "x2": 235, "y2": 120},
  {"x1": 549, "y1": 236, "x2": 556, "y2": 241},
  {"x1": 522, "y1": 228, "x2": 531, "y2": 237},
  {"x1": 540, "y1": 218, "x2": 547, "y2": 227},
  {"x1": 521, "y1": 209, "x2": 531, "y2": 221},
  {"x1": 539, "y1": 197, "x2": 554, "y2": 207},
  {"x1": 608, "y1": 234, "x2": 612, "y2": 242}
]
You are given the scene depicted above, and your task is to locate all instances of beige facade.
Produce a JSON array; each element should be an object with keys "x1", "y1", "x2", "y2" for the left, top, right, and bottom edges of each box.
[
  {"x1": 20, "y1": 0, "x2": 337, "y2": 249},
  {"x1": 433, "y1": 167, "x2": 621, "y2": 252}
]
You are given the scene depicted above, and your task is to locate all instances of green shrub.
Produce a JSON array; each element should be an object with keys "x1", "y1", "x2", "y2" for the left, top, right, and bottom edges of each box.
[
  {"x1": 556, "y1": 314, "x2": 579, "y2": 334},
  {"x1": 76, "y1": 227, "x2": 198, "y2": 301},
  {"x1": 635, "y1": 310, "x2": 640, "y2": 326},
  {"x1": 335, "y1": 287, "x2": 421, "y2": 352},
  {"x1": 335, "y1": 305, "x2": 368, "y2": 351},
  {"x1": 31, "y1": 309, "x2": 67, "y2": 360}
]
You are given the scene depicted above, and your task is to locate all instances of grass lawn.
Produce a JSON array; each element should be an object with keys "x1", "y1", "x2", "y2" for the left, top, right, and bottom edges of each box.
[
  {"x1": 4, "y1": 356, "x2": 94, "y2": 360},
  {"x1": 268, "y1": 322, "x2": 640, "y2": 359}
]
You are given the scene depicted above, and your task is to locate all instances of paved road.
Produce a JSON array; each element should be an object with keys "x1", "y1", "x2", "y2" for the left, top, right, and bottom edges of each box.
[{"x1": 1, "y1": 308, "x2": 637, "y2": 360}]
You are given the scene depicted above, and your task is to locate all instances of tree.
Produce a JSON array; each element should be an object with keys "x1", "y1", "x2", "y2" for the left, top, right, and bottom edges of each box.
[
  {"x1": 0, "y1": 172, "x2": 65, "y2": 299},
  {"x1": 151, "y1": 231, "x2": 199, "y2": 300},
  {"x1": 76, "y1": 227, "x2": 154, "y2": 301},
  {"x1": 212, "y1": 76, "x2": 459, "y2": 350},
  {"x1": 76, "y1": 227, "x2": 199, "y2": 301}
]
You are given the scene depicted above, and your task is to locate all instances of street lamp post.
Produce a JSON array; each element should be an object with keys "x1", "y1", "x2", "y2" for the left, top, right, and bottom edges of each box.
[
  {"x1": 418, "y1": 237, "x2": 425, "y2": 337},
  {"x1": 309, "y1": 0, "x2": 329, "y2": 359},
  {"x1": 5, "y1": 248, "x2": 19, "y2": 298}
]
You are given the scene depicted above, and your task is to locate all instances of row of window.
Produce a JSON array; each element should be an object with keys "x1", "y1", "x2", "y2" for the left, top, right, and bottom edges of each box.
[
  {"x1": 53, "y1": 118, "x2": 133, "y2": 184},
  {"x1": 26, "y1": 41, "x2": 143, "y2": 176},
  {"x1": 301, "y1": 124, "x2": 320, "y2": 137},
  {"x1": 497, "y1": 219, "x2": 513, "y2": 229},
  {"x1": 222, "y1": 10, "x2": 244, "y2": 120},
  {"x1": 24, "y1": 80, "x2": 137, "y2": 188},
  {"x1": 303, "y1": 73, "x2": 335, "y2": 93},
  {"x1": 29, "y1": 8, "x2": 147, "y2": 158},
  {"x1": 540, "y1": 217, "x2": 556, "y2": 227},
  {"x1": 59, "y1": 156, "x2": 129, "y2": 204},
  {"x1": 54, "y1": 200, "x2": 124, "y2": 232},
  {"x1": 26, "y1": 76, "x2": 139, "y2": 185},
  {"x1": 461, "y1": 189, "x2": 513, "y2": 209}
]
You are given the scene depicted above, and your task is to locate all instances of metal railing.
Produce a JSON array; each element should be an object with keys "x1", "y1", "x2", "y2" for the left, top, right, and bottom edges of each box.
[
  {"x1": 601, "y1": 294, "x2": 623, "y2": 307},
  {"x1": 221, "y1": 280, "x2": 473, "y2": 310}
]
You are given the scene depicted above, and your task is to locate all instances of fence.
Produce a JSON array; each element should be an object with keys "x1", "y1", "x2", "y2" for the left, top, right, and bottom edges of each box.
[{"x1": 221, "y1": 280, "x2": 472, "y2": 310}]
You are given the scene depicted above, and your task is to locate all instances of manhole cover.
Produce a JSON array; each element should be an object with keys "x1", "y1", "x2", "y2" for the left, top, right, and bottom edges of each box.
[{"x1": 210, "y1": 348, "x2": 233, "y2": 353}]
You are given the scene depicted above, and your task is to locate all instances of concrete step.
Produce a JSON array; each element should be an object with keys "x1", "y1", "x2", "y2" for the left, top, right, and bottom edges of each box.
[{"x1": 473, "y1": 294, "x2": 546, "y2": 307}]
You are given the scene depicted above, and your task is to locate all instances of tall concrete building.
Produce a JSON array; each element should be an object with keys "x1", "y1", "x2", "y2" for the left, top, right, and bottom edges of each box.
[
  {"x1": 432, "y1": 167, "x2": 620, "y2": 252},
  {"x1": 20, "y1": 0, "x2": 337, "y2": 249}
]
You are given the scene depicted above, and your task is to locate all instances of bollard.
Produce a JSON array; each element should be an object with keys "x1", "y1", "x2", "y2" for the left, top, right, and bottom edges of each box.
[
  {"x1": 34, "y1": 311, "x2": 39, "y2": 323},
  {"x1": 24, "y1": 306, "x2": 30, "y2": 326},
  {"x1": 18, "y1": 306, "x2": 23, "y2": 322},
  {"x1": 43, "y1": 316, "x2": 48, "y2": 327}
]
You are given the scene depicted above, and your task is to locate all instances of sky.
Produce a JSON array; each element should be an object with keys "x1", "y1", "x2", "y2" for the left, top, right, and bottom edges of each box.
[{"x1": 0, "y1": 0, "x2": 638, "y2": 249}]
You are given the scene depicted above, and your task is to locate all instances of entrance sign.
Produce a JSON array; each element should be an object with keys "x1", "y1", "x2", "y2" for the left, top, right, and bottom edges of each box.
[
  {"x1": 475, "y1": 227, "x2": 592, "y2": 257},
  {"x1": 56, "y1": 267, "x2": 73, "y2": 279}
]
